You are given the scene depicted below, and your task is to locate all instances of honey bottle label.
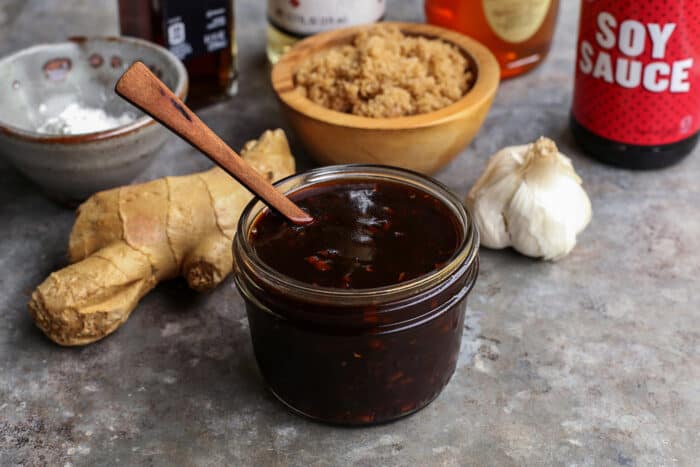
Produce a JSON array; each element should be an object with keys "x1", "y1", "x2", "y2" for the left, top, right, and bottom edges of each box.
[
  {"x1": 572, "y1": 2, "x2": 700, "y2": 145},
  {"x1": 267, "y1": 0, "x2": 385, "y2": 38},
  {"x1": 482, "y1": 0, "x2": 552, "y2": 43}
]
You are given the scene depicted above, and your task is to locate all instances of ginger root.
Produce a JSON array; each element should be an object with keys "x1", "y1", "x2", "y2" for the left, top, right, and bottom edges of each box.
[{"x1": 29, "y1": 129, "x2": 295, "y2": 346}]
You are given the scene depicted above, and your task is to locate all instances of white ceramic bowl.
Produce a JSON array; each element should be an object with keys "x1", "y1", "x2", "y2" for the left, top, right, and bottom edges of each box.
[{"x1": 0, "y1": 36, "x2": 188, "y2": 203}]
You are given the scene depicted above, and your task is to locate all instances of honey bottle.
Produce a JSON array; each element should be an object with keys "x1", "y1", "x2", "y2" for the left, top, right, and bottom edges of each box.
[
  {"x1": 118, "y1": 0, "x2": 238, "y2": 106},
  {"x1": 425, "y1": 0, "x2": 559, "y2": 78}
]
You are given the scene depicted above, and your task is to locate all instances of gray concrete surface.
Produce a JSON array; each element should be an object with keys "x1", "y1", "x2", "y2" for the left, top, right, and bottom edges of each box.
[{"x1": 1, "y1": 1, "x2": 699, "y2": 466}]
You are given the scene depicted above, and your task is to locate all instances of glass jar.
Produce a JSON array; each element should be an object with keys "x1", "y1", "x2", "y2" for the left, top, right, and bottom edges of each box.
[{"x1": 233, "y1": 165, "x2": 480, "y2": 425}]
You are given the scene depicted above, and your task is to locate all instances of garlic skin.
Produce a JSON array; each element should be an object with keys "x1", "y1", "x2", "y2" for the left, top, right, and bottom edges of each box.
[{"x1": 466, "y1": 137, "x2": 592, "y2": 261}]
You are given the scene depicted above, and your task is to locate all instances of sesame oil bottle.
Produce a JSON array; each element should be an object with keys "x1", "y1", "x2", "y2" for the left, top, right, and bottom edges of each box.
[{"x1": 118, "y1": 0, "x2": 238, "y2": 104}]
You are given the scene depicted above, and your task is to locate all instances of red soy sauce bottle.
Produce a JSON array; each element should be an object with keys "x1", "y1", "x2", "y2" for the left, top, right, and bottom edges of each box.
[{"x1": 570, "y1": 1, "x2": 700, "y2": 169}]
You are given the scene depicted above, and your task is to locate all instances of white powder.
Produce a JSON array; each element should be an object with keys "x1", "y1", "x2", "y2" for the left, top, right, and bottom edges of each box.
[{"x1": 37, "y1": 102, "x2": 136, "y2": 135}]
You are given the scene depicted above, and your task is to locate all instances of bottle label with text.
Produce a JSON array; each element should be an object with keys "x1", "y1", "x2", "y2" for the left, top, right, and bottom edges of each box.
[
  {"x1": 268, "y1": 0, "x2": 385, "y2": 37},
  {"x1": 572, "y1": 2, "x2": 700, "y2": 145},
  {"x1": 162, "y1": 0, "x2": 231, "y2": 61},
  {"x1": 483, "y1": 0, "x2": 552, "y2": 43}
]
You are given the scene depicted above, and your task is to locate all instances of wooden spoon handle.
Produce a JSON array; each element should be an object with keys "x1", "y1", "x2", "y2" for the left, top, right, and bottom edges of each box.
[{"x1": 115, "y1": 61, "x2": 312, "y2": 224}]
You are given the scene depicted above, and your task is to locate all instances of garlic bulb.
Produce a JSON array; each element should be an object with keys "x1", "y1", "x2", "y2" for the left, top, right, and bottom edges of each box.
[{"x1": 466, "y1": 137, "x2": 592, "y2": 261}]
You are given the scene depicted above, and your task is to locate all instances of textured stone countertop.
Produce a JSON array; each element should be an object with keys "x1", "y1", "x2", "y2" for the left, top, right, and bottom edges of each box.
[{"x1": 1, "y1": 1, "x2": 699, "y2": 466}]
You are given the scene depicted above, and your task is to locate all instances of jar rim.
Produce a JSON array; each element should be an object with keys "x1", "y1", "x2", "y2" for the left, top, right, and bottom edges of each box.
[{"x1": 234, "y1": 164, "x2": 479, "y2": 305}]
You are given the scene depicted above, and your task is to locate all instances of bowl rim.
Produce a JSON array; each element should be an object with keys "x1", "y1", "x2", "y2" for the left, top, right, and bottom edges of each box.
[
  {"x1": 0, "y1": 36, "x2": 188, "y2": 144},
  {"x1": 271, "y1": 21, "x2": 500, "y2": 130}
]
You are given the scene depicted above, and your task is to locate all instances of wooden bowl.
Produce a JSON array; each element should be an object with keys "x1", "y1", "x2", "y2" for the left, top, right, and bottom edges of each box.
[{"x1": 271, "y1": 22, "x2": 500, "y2": 174}]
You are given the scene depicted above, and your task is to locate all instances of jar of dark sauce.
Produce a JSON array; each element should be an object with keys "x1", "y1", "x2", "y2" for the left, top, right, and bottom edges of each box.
[{"x1": 233, "y1": 165, "x2": 479, "y2": 425}]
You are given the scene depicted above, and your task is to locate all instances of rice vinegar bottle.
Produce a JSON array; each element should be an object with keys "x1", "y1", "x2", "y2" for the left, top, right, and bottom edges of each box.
[{"x1": 266, "y1": 0, "x2": 386, "y2": 64}]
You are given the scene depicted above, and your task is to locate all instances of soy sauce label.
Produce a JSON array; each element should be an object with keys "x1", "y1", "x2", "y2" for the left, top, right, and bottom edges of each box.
[
  {"x1": 572, "y1": 2, "x2": 700, "y2": 145},
  {"x1": 268, "y1": 0, "x2": 385, "y2": 38},
  {"x1": 161, "y1": 0, "x2": 230, "y2": 61}
]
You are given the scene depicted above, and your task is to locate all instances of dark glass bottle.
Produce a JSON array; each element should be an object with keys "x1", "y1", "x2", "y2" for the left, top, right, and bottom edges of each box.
[
  {"x1": 571, "y1": 1, "x2": 700, "y2": 169},
  {"x1": 570, "y1": 119, "x2": 699, "y2": 170},
  {"x1": 118, "y1": 0, "x2": 238, "y2": 106}
]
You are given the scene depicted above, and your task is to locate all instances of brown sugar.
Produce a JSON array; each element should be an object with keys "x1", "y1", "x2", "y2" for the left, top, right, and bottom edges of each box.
[{"x1": 295, "y1": 26, "x2": 474, "y2": 118}]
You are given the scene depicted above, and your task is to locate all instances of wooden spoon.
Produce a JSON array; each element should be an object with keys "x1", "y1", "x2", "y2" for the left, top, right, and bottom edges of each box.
[{"x1": 115, "y1": 61, "x2": 313, "y2": 224}]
